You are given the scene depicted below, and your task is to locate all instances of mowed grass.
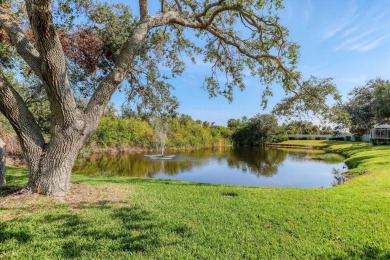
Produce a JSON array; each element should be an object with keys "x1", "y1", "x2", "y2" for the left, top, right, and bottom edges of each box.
[{"x1": 1, "y1": 141, "x2": 389, "y2": 259}]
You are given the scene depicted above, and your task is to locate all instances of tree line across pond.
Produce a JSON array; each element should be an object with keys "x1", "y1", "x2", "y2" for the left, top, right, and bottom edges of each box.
[
  {"x1": 92, "y1": 76, "x2": 389, "y2": 149},
  {"x1": 0, "y1": 112, "x2": 334, "y2": 153},
  {"x1": 91, "y1": 113, "x2": 337, "y2": 150},
  {"x1": 1, "y1": 77, "x2": 388, "y2": 155},
  {"x1": 2, "y1": 75, "x2": 389, "y2": 154}
]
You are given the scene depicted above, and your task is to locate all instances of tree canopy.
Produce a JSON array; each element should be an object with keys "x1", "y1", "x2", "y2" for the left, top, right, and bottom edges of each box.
[
  {"x1": 331, "y1": 78, "x2": 390, "y2": 138},
  {"x1": 272, "y1": 76, "x2": 341, "y2": 120},
  {"x1": 373, "y1": 79, "x2": 390, "y2": 122},
  {"x1": 231, "y1": 114, "x2": 284, "y2": 146}
]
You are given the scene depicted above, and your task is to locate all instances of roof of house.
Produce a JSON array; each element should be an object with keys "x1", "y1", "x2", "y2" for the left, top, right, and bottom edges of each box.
[{"x1": 374, "y1": 124, "x2": 390, "y2": 129}]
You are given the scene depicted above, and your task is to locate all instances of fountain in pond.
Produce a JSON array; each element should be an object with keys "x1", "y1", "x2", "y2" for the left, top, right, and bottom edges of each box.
[{"x1": 145, "y1": 116, "x2": 178, "y2": 160}]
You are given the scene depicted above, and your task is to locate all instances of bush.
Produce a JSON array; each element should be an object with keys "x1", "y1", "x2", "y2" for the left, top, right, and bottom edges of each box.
[
  {"x1": 269, "y1": 134, "x2": 289, "y2": 143},
  {"x1": 90, "y1": 115, "x2": 231, "y2": 150},
  {"x1": 288, "y1": 136, "x2": 296, "y2": 140},
  {"x1": 345, "y1": 136, "x2": 352, "y2": 141}
]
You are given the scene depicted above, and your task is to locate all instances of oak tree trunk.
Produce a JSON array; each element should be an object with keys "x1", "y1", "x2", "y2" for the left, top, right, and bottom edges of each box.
[{"x1": 25, "y1": 130, "x2": 88, "y2": 196}]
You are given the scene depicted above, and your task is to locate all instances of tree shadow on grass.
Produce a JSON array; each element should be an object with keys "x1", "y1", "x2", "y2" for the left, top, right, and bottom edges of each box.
[
  {"x1": 74, "y1": 176, "x2": 236, "y2": 188},
  {"x1": 0, "y1": 222, "x2": 32, "y2": 244},
  {"x1": 345, "y1": 154, "x2": 389, "y2": 171},
  {"x1": 348, "y1": 244, "x2": 390, "y2": 260},
  {"x1": 0, "y1": 185, "x2": 24, "y2": 197},
  {"x1": 0, "y1": 203, "x2": 189, "y2": 259}
]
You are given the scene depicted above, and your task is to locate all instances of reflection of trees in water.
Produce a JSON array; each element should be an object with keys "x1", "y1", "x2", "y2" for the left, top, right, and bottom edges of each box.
[
  {"x1": 272, "y1": 148, "x2": 314, "y2": 162},
  {"x1": 286, "y1": 153, "x2": 308, "y2": 162},
  {"x1": 226, "y1": 148, "x2": 287, "y2": 177},
  {"x1": 73, "y1": 151, "x2": 212, "y2": 177},
  {"x1": 73, "y1": 147, "x2": 287, "y2": 178}
]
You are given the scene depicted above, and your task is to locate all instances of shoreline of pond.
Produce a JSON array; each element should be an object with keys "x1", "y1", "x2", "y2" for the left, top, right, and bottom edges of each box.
[
  {"x1": 79, "y1": 144, "x2": 233, "y2": 157},
  {"x1": 266, "y1": 143, "x2": 313, "y2": 149},
  {"x1": 83, "y1": 142, "x2": 319, "y2": 156}
]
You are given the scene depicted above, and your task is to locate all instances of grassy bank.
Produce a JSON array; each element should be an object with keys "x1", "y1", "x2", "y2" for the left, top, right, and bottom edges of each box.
[{"x1": 1, "y1": 141, "x2": 389, "y2": 259}]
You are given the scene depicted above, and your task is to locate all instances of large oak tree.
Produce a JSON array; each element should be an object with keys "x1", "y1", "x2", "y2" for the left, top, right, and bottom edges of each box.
[{"x1": 0, "y1": 0, "x2": 333, "y2": 196}]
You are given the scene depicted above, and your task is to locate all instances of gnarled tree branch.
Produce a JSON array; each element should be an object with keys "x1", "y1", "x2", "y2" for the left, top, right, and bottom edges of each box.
[
  {"x1": 0, "y1": 71, "x2": 44, "y2": 174},
  {"x1": 85, "y1": 19, "x2": 150, "y2": 126},
  {"x1": 0, "y1": 6, "x2": 42, "y2": 79},
  {"x1": 25, "y1": 0, "x2": 80, "y2": 128},
  {"x1": 146, "y1": 4, "x2": 298, "y2": 91},
  {"x1": 86, "y1": 1, "x2": 298, "y2": 126}
]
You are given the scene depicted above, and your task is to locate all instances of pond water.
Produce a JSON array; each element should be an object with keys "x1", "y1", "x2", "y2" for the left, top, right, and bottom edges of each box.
[{"x1": 73, "y1": 147, "x2": 347, "y2": 188}]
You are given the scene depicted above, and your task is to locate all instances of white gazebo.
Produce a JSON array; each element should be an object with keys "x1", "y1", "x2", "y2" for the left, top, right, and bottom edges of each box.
[{"x1": 371, "y1": 124, "x2": 390, "y2": 145}]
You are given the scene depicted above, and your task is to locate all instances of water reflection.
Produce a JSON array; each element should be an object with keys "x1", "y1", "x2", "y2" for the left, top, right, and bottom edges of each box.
[
  {"x1": 74, "y1": 147, "x2": 287, "y2": 178},
  {"x1": 226, "y1": 148, "x2": 287, "y2": 177},
  {"x1": 74, "y1": 152, "x2": 203, "y2": 177},
  {"x1": 332, "y1": 168, "x2": 348, "y2": 186},
  {"x1": 73, "y1": 147, "x2": 347, "y2": 188}
]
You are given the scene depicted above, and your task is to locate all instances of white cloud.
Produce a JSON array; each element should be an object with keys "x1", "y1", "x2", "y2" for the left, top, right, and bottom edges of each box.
[
  {"x1": 348, "y1": 34, "x2": 389, "y2": 52},
  {"x1": 325, "y1": 1, "x2": 390, "y2": 53},
  {"x1": 323, "y1": 1, "x2": 358, "y2": 39},
  {"x1": 374, "y1": 10, "x2": 389, "y2": 21},
  {"x1": 335, "y1": 29, "x2": 380, "y2": 51},
  {"x1": 342, "y1": 23, "x2": 362, "y2": 37}
]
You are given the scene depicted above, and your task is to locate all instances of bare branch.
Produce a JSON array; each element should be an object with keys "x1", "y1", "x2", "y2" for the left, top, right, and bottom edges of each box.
[
  {"x1": 149, "y1": 5, "x2": 241, "y2": 29},
  {"x1": 0, "y1": 7, "x2": 42, "y2": 79},
  {"x1": 195, "y1": 2, "x2": 223, "y2": 18},
  {"x1": 139, "y1": 0, "x2": 148, "y2": 18},
  {"x1": 174, "y1": 0, "x2": 183, "y2": 13},
  {"x1": 161, "y1": 0, "x2": 164, "y2": 13}
]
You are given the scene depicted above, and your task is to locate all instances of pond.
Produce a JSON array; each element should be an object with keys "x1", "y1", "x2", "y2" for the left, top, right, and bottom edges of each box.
[{"x1": 74, "y1": 147, "x2": 347, "y2": 188}]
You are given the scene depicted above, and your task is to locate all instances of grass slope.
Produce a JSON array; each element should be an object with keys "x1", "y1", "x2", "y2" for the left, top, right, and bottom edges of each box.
[{"x1": 1, "y1": 141, "x2": 389, "y2": 259}]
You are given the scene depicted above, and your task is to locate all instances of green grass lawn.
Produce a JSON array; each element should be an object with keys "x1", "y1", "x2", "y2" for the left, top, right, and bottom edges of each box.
[{"x1": 1, "y1": 141, "x2": 389, "y2": 259}]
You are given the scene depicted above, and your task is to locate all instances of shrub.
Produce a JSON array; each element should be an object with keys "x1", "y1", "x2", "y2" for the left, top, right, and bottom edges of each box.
[
  {"x1": 90, "y1": 115, "x2": 230, "y2": 150},
  {"x1": 269, "y1": 134, "x2": 289, "y2": 143}
]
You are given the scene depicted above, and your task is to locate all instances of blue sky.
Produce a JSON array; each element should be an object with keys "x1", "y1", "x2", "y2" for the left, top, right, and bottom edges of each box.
[{"x1": 110, "y1": 0, "x2": 390, "y2": 125}]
